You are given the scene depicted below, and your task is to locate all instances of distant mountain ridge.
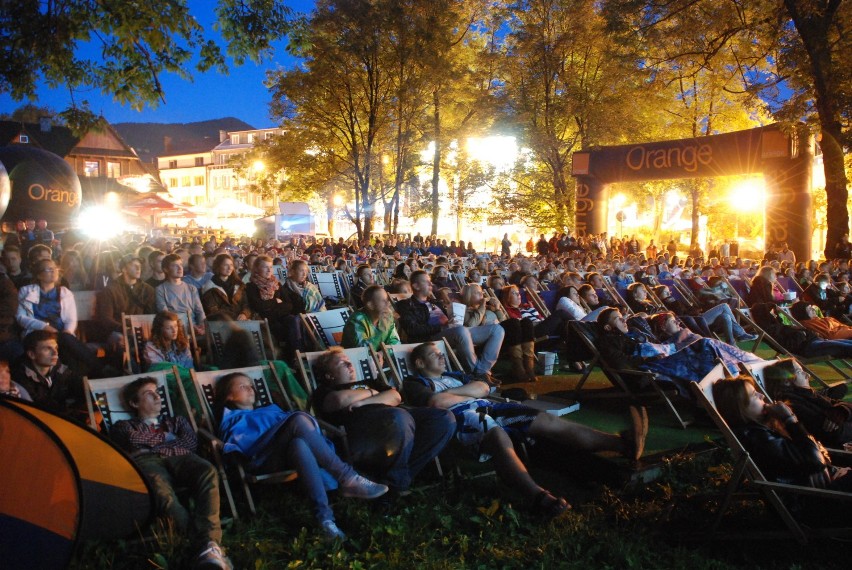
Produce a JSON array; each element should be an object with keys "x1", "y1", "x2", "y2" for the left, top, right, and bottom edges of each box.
[{"x1": 113, "y1": 117, "x2": 256, "y2": 163}]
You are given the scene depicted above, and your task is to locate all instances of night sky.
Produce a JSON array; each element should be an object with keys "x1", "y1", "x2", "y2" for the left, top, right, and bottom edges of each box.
[{"x1": 0, "y1": 0, "x2": 317, "y2": 128}]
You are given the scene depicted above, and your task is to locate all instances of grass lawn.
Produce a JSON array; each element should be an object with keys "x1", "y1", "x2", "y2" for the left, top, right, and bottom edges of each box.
[{"x1": 70, "y1": 346, "x2": 852, "y2": 569}]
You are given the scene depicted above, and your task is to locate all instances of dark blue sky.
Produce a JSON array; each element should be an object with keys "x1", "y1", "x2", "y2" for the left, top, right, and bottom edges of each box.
[{"x1": 0, "y1": 1, "x2": 316, "y2": 128}]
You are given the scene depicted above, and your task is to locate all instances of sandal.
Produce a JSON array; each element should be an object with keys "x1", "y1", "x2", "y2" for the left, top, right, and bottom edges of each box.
[{"x1": 530, "y1": 490, "x2": 571, "y2": 519}]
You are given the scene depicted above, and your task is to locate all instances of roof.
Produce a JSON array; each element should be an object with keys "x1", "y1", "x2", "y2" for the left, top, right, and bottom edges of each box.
[{"x1": 0, "y1": 120, "x2": 139, "y2": 160}]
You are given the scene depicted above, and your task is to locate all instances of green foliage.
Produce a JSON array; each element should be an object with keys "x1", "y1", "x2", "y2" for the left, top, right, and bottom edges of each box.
[
  {"x1": 0, "y1": 1, "x2": 293, "y2": 132},
  {"x1": 69, "y1": 453, "x2": 849, "y2": 569}
]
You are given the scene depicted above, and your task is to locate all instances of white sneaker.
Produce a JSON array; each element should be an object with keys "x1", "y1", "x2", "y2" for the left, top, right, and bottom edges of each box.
[
  {"x1": 338, "y1": 474, "x2": 389, "y2": 499},
  {"x1": 321, "y1": 519, "x2": 347, "y2": 541},
  {"x1": 194, "y1": 541, "x2": 232, "y2": 569}
]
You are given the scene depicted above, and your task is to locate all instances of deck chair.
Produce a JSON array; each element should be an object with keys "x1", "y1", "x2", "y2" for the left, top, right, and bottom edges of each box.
[
  {"x1": 84, "y1": 368, "x2": 180, "y2": 432},
  {"x1": 526, "y1": 288, "x2": 551, "y2": 318},
  {"x1": 314, "y1": 271, "x2": 347, "y2": 305},
  {"x1": 301, "y1": 307, "x2": 353, "y2": 350},
  {"x1": 295, "y1": 346, "x2": 388, "y2": 404},
  {"x1": 206, "y1": 319, "x2": 274, "y2": 366},
  {"x1": 84, "y1": 367, "x2": 240, "y2": 519},
  {"x1": 272, "y1": 264, "x2": 287, "y2": 283},
  {"x1": 569, "y1": 320, "x2": 691, "y2": 428},
  {"x1": 189, "y1": 364, "x2": 297, "y2": 517},
  {"x1": 123, "y1": 312, "x2": 200, "y2": 373},
  {"x1": 735, "y1": 308, "x2": 849, "y2": 387},
  {"x1": 382, "y1": 340, "x2": 465, "y2": 389},
  {"x1": 74, "y1": 290, "x2": 99, "y2": 342},
  {"x1": 691, "y1": 369, "x2": 852, "y2": 544}
]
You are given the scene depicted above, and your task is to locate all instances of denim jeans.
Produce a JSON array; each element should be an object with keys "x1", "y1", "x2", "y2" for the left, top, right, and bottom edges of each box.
[
  {"x1": 345, "y1": 406, "x2": 455, "y2": 491},
  {"x1": 702, "y1": 303, "x2": 747, "y2": 343},
  {"x1": 136, "y1": 453, "x2": 221, "y2": 551},
  {"x1": 439, "y1": 323, "x2": 505, "y2": 375},
  {"x1": 252, "y1": 412, "x2": 356, "y2": 523},
  {"x1": 804, "y1": 339, "x2": 852, "y2": 358}
]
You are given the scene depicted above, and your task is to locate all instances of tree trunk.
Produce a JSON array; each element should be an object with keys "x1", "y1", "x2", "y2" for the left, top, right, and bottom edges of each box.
[
  {"x1": 431, "y1": 89, "x2": 441, "y2": 237},
  {"x1": 690, "y1": 181, "x2": 700, "y2": 248},
  {"x1": 783, "y1": 0, "x2": 850, "y2": 258}
]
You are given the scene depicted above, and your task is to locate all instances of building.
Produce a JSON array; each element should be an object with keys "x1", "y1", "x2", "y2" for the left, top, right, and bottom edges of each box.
[
  {"x1": 156, "y1": 127, "x2": 282, "y2": 211},
  {"x1": 0, "y1": 117, "x2": 162, "y2": 200}
]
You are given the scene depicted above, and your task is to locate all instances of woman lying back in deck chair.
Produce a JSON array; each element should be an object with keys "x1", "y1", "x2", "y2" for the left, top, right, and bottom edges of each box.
[
  {"x1": 596, "y1": 308, "x2": 761, "y2": 397},
  {"x1": 713, "y1": 376, "x2": 852, "y2": 494}
]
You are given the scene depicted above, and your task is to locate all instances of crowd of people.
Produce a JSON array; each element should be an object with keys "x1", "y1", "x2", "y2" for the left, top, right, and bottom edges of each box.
[{"x1": 3, "y1": 224, "x2": 852, "y2": 567}]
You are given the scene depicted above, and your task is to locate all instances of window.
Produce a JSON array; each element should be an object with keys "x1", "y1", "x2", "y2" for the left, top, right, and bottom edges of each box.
[
  {"x1": 195, "y1": 156, "x2": 204, "y2": 166},
  {"x1": 84, "y1": 161, "x2": 99, "y2": 177},
  {"x1": 107, "y1": 161, "x2": 121, "y2": 178},
  {"x1": 194, "y1": 176, "x2": 204, "y2": 186},
  {"x1": 213, "y1": 176, "x2": 221, "y2": 189},
  {"x1": 168, "y1": 160, "x2": 177, "y2": 169},
  {"x1": 230, "y1": 134, "x2": 240, "y2": 144},
  {"x1": 18, "y1": 135, "x2": 28, "y2": 143},
  {"x1": 181, "y1": 176, "x2": 190, "y2": 187},
  {"x1": 168, "y1": 178, "x2": 177, "y2": 188},
  {"x1": 265, "y1": 132, "x2": 275, "y2": 140},
  {"x1": 223, "y1": 177, "x2": 231, "y2": 189},
  {"x1": 247, "y1": 133, "x2": 255, "y2": 143}
]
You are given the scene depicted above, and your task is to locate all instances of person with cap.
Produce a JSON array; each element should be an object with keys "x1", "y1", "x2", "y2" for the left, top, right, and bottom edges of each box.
[{"x1": 95, "y1": 254, "x2": 156, "y2": 353}]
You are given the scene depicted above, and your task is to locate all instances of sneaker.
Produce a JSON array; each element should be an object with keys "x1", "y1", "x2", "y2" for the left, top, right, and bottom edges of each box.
[
  {"x1": 621, "y1": 405, "x2": 649, "y2": 462},
  {"x1": 194, "y1": 541, "x2": 232, "y2": 570},
  {"x1": 320, "y1": 519, "x2": 347, "y2": 542},
  {"x1": 736, "y1": 333, "x2": 759, "y2": 342},
  {"x1": 339, "y1": 474, "x2": 389, "y2": 499}
]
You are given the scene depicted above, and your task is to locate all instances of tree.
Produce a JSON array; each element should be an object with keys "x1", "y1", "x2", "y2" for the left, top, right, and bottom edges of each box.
[
  {"x1": 502, "y1": 0, "x2": 656, "y2": 232},
  {"x1": 0, "y1": 1, "x2": 292, "y2": 131},
  {"x1": 415, "y1": 0, "x2": 502, "y2": 236},
  {"x1": 603, "y1": 0, "x2": 851, "y2": 258},
  {"x1": 267, "y1": 0, "x2": 396, "y2": 241}
]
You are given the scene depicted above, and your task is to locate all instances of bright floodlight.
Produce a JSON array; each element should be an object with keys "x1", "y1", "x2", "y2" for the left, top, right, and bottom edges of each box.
[
  {"x1": 252, "y1": 160, "x2": 265, "y2": 173},
  {"x1": 332, "y1": 194, "x2": 345, "y2": 207},
  {"x1": 466, "y1": 136, "x2": 518, "y2": 171},
  {"x1": 731, "y1": 178, "x2": 765, "y2": 211},
  {"x1": 78, "y1": 206, "x2": 124, "y2": 240},
  {"x1": 611, "y1": 193, "x2": 627, "y2": 208}
]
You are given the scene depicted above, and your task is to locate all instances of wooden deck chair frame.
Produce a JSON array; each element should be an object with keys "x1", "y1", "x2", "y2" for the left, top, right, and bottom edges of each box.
[
  {"x1": 84, "y1": 367, "x2": 180, "y2": 433},
  {"x1": 84, "y1": 366, "x2": 241, "y2": 519},
  {"x1": 690, "y1": 369, "x2": 852, "y2": 544},
  {"x1": 206, "y1": 318, "x2": 274, "y2": 366},
  {"x1": 189, "y1": 364, "x2": 296, "y2": 517},
  {"x1": 525, "y1": 287, "x2": 551, "y2": 318},
  {"x1": 314, "y1": 271, "x2": 347, "y2": 305},
  {"x1": 300, "y1": 306, "x2": 353, "y2": 350},
  {"x1": 272, "y1": 264, "x2": 287, "y2": 284},
  {"x1": 295, "y1": 346, "x2": 389, "y2": 402},
  {"x1": 735, "y1": 308, "x2": 848, "y2": 387},
  {"x1": 382, "y1": 340, "x2": 465, "y2": 390},
  {"x1": 721, "y1": 276, "x2": 748, "y2": 308},
  {"x1": 569, "y1": 320, "x2": 691, "y2": 429},
  {"x1": 123, "y1": 312, "x2": 200, "y2": 373}
]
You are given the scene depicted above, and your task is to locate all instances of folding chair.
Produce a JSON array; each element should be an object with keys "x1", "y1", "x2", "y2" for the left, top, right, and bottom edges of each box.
[
  {"x1": 74, "y1": 290, "x2": 99, "y2": 342},
  {"x1": 206, "y1": 319, "x2": 274, "y2": 366},
  {"x1": 272, "y1": 264, "x2": 287, "y2": 284},
  {"x1": 569, "y1": 321, "x2": 691, "y2": 429},
  {"x1": 314, "y1": 271, "x2": 347, "y2": 305},
  {"x1": 123, "y1": 312, "x2": 200, "y2": 373},
  {"x1": 382, "y1": 340, "x2": 465, "y2": 389},
  {"x1": 691, "y1": 369, "x2": 852, "y2": 545},
  {"x1": 295, "y1": 346, "x2": 388, "y2": 404},
  {"x1": 189, "y1": 365, "x2": 297, "y2": 517},
  {"x1": 735, "y1": 308, "x2": 849, "y2": 387},
  {"x1": 301, "y1": 307, "x2": 353, "y2": 350},
  {"x1": 84, "y1": 367, "x2": 240, "y2": 519}
]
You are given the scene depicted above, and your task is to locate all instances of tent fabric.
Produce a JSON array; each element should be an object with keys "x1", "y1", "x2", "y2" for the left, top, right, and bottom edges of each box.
[
  {"x1": 0, "y1": 398, "x2": 154, "y2": 568},
  {"x1": 0, "y1": 399, "x2": 82, "y2": 570}
]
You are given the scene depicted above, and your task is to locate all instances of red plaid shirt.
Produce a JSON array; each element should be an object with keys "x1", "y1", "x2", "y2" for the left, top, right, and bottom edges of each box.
[{"x1": 112, "y1": 416, "x2": 197, "y2": 457}]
